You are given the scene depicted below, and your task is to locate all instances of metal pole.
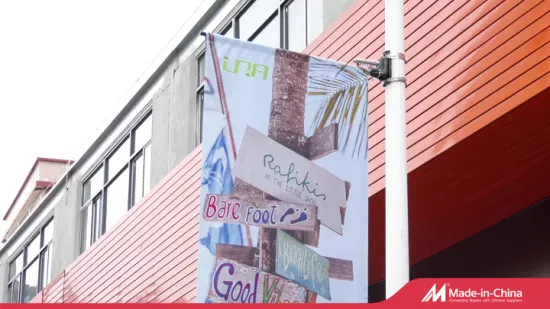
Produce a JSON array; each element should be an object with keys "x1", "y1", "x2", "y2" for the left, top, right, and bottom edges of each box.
[{"x1": 384, "y1": 0, "x2": 410, "y2": 299}]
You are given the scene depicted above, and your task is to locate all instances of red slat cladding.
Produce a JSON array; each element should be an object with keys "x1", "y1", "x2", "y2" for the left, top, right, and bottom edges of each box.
[
  {"x1": 40, "y1": 146, "x2": 203, "y2": 303},
  {"x1": 305, "y1": 0, "x2": 550, "y2": 285},
  {"x1": 42, "y1": 270, "x2": 65, "y2": 303}
]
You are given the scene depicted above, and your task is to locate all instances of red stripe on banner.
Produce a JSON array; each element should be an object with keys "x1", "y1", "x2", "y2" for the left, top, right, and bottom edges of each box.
[{"x1": 14, "y1": 278, "x2": 550, "y2": 307}]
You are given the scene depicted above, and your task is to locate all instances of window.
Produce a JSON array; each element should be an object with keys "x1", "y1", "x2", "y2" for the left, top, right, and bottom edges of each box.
[
  {"x1": 80, "y1": 112, "x2": 152, "y2": 252},
  {"x1": 221, "y1": 25, "x2": 234, "y2": 38},
  {"x1": 132, "y1": 154, "x2": 145, "y2": 205},
  {"x1": 22, "y1": 260, "x2": 38, "y2": 303},
  {"x1": 196, "y1": 90, "x2": 204, "y2": 145},
  {"x1": 107, "y1": 138, "x2": 130, "y2": 181},
  {"x1": 207, "y1": 0, "x2": 322, "y2": 49},
  {"x1": 195, "y1": 0, "x2": 324, "y2": 141},
  {"x1": 80, "y1": 195, "x2": 101, "y2": 252},
  {"x1": 133, "y1": 116, "x2": 152, "y2": 153},
  {"x1": 250, "y1": 14, "x2": 280, "y2": 48},
  {"x1": 285, "y1": 0, "x2": 323, "y2": 52},
  {"x1": 105, "y1": 168, "x2": 129, "y2": 231},
  {"x1": 198, "y1": 54, "x2": 206, "y2": 88},
  {"x1": 82, "y1": 166, "x2": 103, "y2": 203},
  {"x1": 287, "y1": 0, "x2": 306, "y2": 51},
  {"x1": 8, "y1": 218, "x2": 54, "y2": 303},
  {"x1": 196, "y1": 53, "x2": 206, "y2": 145},
  {"x1": 237, "y1": 0, "x2": 279, "y2": 41}
]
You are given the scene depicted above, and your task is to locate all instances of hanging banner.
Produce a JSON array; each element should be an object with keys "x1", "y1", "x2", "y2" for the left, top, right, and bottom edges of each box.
[{"x1": 197, "y1": 33, "x2": 369, "y2": 303}]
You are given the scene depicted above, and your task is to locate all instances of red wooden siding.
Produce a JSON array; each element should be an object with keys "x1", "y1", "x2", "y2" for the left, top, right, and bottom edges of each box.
[
  {"x1": 305, "y1": 0, "x2": 550, "y2": 286},
  {"x1": 42, "y1": 270, "x2": 65, "y2": 303},
  {"x1": 305, "y1": 0, "x2": 550, "y2": 194},
  {"x1": 27, "y1": 0, "x2": 550, "y2": 301},
  {"x1": 37, "y1": 146, "x2": 203, "y2": 303}
]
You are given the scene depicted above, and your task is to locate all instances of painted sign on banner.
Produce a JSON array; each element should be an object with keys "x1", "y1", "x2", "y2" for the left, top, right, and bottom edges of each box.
[
  {"x1": 203, "y1": 194, "x2": 318, "y2": 231},
  {"x1": 275, "y1": 230, "x2": 331, "y2": 300},
  {"x1": 198, "y1": 33, "x2": 369, "y2": 303},
  {"x1": 208, "y1": 257, "x2": 307, "y2": 303},
  {"x1": 233, "y1": 126, "x2": 346, "y2": 234}
]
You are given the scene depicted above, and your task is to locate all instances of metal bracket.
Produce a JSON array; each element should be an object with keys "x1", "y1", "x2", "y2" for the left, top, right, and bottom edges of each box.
[
  {"x1": 354, "y1": 50, "x2": 406, "y2": 86},
  {"x1": 383, "y1": 77, "x2": 407, "y2": 87},
  {"x1": 383, "y1": 51, "x2": 406, "y2": 63}
]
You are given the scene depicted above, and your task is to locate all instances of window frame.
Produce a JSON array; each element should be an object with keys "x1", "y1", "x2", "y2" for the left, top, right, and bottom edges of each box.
[
  {"x1": 7, "y1": 216, "x2": 54, "y2": 303},
  {"x1": 194, "y1": 0, "x2": 303, "y2": 144},
  {"x1": 195, "y1": 83, "x2": 204, "y2": 146},
  {"x1": 210, "y1": 0, "x2": 304, "y2": 48},
  {"x1": 79, "y1": 108, "x2": 153, "y2": 253}
]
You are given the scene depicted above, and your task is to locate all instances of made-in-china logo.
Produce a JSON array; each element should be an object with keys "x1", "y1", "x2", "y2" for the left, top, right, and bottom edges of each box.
[
  {"x1": 422, "y1": 283, "x2": 448, "y2": 302},
  {"x1": 421, "y1": 283, "x2": 523, "y2": 303}
]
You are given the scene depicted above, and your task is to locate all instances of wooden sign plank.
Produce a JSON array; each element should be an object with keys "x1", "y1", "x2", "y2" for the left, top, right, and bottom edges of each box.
[
  {"x1": 233, "y1": 126, "x2": 347, "y2": 235},
  {"x1": 203, "y1": 194, "x2": 318, "y2": 231},
  {"x1": 326, "y1": 257, "x2": 354, "y2": 281},
  {"x1": 259, "y1": 228, "x2": 277, "y2": 273},
  {"x1": 216, "y1": 243, "x2": 259, "y2": 267},
  {"x1": 307, "y1": 123, "x2": 339, "y2": 161},
  {"x1": 275, "y1": 230, "x2": 331, "y2": 300},
  {"x1": 207, "y1": 257, "x2": 307, "y2": 304}
]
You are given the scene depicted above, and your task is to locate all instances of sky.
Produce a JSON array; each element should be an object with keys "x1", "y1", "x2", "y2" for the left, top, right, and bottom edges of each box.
[{"x1": 0, "y1": 0, "x2": 203, "y2": 234}]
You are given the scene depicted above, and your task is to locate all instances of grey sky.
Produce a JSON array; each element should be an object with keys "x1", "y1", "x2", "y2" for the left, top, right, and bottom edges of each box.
[{"x1": 0, "y1": 0, "x2": 203, "y2": 234}]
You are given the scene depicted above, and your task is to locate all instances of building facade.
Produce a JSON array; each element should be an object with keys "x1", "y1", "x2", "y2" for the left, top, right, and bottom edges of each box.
[
  {"x1": 0, "y1": 0, "x2": 355, "y2": 303},
  {"x1": 1, "y1": 0, "x2": 549, "y2": 303}
]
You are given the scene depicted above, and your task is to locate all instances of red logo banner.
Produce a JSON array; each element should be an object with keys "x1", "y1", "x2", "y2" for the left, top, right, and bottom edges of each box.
[{"x1": 5, "y1": 278, "x2": 549, "y2": 308}]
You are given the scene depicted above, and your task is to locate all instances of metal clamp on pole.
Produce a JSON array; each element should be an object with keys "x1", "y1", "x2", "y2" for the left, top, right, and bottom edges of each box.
[{"x1": 353, "y1": 50, "x2": 406, "y2": 87}]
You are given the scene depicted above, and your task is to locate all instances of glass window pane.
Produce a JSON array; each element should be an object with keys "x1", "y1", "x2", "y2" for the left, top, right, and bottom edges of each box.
[
  {"x1": 94, "y1": 197, "x2": 102, "y2": 240},
  {"x1": 306, "y1": 0, "x2": 323, "y2": 45},
  {"x1": 83, "y1": 166, "x2": 104, "y2": 203},
  {"x1": 105, "y1": 168, "x2": 129, "y2": 231},
  {"x1": 133, "y1": 115, "x2": 152, "y2": 154},
  {"x1": 144, "y1": 145, "x2": 151, "y2": 196},
  {"x1": 22, "y1": 259, "x2": 39, "y2": 303},
  {"x1": 10, "y1": 275, "x2": 20, "y2": 303},
  {"x1": 196, "y1": 90, "x2": 204, "y2": 145},
  {"x1": 288, "y1": 0, "x2": 307, "y2": 52},
  {"x1": 238, "y1": 0, "x2": 278, "y2": 40},
  {"x1": 221, "y1": 25, "x2": 233, "y2": 38},
  {"x1": 251, "y1": 15, "x2": 280, "y2": 48},
  {"x1": 132, "y1": 154, "x2": 144, "y2": 207},
  {"x1": 26, "y1": 235, "x2": 40, "y2": 262},
  {"x1": 107, "y1": 139, "x2": 130, "y2": 180},
  {"x1": 81, "y1": 204, "x2": 93, "y2": 252},
  {"x1": 198, "y1": 54, "x2": 205, "y2": 87},
  {"x1": 10, "y1": 253, "x2": 23, "y2": 279},
  {"x1": 42, "y1": 220, "x2": 54, "y2": 246},
  {"x1": 40, "y1": 245, "x2": 52, "y2": 289}
]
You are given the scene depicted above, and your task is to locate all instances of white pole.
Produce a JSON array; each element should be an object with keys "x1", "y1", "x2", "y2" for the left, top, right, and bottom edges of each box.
[{"x1": 384, "y1": 0, "x2": 409, "y2": 299}]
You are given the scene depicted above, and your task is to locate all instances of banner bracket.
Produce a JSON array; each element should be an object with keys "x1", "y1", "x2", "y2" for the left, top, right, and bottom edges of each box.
[{"x1": 354, "y1": 50, "x2": 406, "y2": 86}]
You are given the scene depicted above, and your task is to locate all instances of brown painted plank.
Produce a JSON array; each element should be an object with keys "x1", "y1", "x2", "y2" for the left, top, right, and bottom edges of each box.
[
  {"x1": 325, "y1": 256, "x2": 354, "y2": 281},
  {"x1": 259, "y1": 228, "x2": 277, "y2": 273},
  {"x1": 216, "y1": 244, "x2": 258, "y2": 267},
  {"x1": 233, "y1": 177, "x2": 264, "y2": 199},
  {"x1": 306, "y1": 292, "x2": 318, "y2": 303},
  {"x1": 307, "y1": 123, "x2": 339, "y2": 161}
]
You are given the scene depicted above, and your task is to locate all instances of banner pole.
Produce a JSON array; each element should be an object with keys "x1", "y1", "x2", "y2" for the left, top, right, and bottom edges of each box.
[{"x1": 384, "y1": 0, "x2": 410, "y2": 299}]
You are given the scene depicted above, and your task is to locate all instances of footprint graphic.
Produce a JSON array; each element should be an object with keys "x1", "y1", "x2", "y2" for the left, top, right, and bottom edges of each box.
[
  {"x1": 280, "y1": 208, "x2": 296, "y2": 222},
  {"x1": 290, "y1": 212, "x2": 308, "y2": 224}
]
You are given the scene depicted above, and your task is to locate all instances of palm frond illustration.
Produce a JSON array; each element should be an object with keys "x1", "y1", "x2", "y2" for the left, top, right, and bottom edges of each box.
[{"x1": 307, "y1": 57, "x2": 369, "y2": 159}]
